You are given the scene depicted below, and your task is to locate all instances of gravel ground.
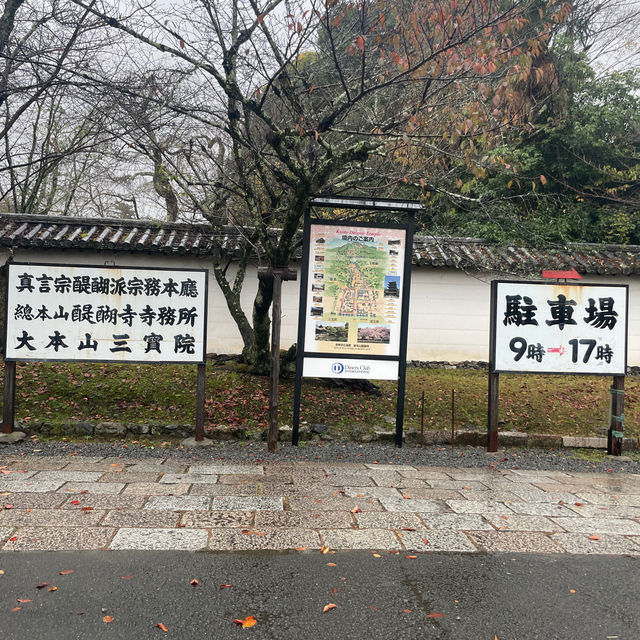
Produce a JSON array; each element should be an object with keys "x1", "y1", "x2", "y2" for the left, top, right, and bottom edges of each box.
[{"x1": 1, "y1": 438, "x2": 639, "y2": 474}]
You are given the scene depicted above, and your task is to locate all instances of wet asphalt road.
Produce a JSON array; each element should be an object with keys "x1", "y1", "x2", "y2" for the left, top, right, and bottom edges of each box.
[{"x1": 0, "y1": 550, "x2": 638, "y2": 639}]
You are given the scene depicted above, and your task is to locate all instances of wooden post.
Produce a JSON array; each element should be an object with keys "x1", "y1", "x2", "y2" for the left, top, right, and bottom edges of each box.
[
  {"x1": 268, "y1": 271, "x2": 283, "y2": 453},
  {"x1": 487, "y1": 372, "x2": 499, "y2": 452},
  {"x1": 608, "y1": 375, "x2": 625, "y2": 456},
  {"x1": 195, "y1": 362, "x2": 206, "y2": 442},
  {"x1": 2, "y1": 360, "x2": 16, "y2": 434}
]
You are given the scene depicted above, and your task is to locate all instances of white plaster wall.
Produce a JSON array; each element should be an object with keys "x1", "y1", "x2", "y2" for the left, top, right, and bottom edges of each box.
[{"x1": 4, "y1": 248, "x2": 640, "y2": 365}]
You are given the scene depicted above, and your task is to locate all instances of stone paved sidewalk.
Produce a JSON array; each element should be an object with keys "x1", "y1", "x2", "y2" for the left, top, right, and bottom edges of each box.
[{"x1": 1, "y1": 454, "x2": 640, "y2": 555}]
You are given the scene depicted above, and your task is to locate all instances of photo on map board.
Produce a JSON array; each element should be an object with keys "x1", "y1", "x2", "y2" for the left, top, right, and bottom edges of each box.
[
  {"x1": 310, "y1": 306, "x2": 323, "y2": 316},
  {"x1": 313, "y1": 273, "x2": 324, "y2": 280},
  {"x1": 312, "y1": 283, "x2": 325, "y2": 292},
  {"x1": 315, "y1": 321, "x2": 348, "y2": 342},
  {"x1": 313, "y1": 295, "x2": 323, "y2": 303},
  {"x1": 384, "y1": 275, "x2": 400, "y2": 298},
  {"x1": 357, "y1": 323, "x2": 390, "y2": 344}
]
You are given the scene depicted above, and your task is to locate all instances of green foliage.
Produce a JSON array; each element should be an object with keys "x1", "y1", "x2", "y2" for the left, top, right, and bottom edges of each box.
[{"x1": 417, "y1": 42, "x2": 640, "y2": 246}]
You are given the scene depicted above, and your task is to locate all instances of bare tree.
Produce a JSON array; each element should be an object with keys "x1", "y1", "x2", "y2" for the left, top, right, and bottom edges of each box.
[{"x1": 63, "y1": 0, "x2": 572, "y2": 369}]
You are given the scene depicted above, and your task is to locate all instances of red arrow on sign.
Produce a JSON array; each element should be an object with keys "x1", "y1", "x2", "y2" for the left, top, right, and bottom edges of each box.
[{"x1": 547, "y1": 346, "x2": 566, "y2": 355}]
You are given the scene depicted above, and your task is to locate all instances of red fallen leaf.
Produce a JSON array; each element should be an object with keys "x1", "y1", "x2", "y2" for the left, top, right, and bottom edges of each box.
[
  {"x1": 406, "y1": 555, "x2": 418, "y2": 559},
  {"x1": 322, "y1": 603, "x2": 337, "y2": 613},
  {"x1": 80, "y1": 490, "x2": 88, "y2": 494},
  {"x1": 176, "y1": 523, "x2": 185, "y2": 528},
  {"x1": 11, "y1": 607, "x2": 21, "y2": 612},
  {"x1": 81, "y1": 507, "x2": 93, "y2": 511},
  {"x1": 403, "y1": 609, "x2": 412, "y2": 613},
  {"x1": 401, "y1": 527, "x2": 416, "y2": 531},
  {"x1": 9, "y1": 536, "x2": 17, "y2": 542},
  {"x1": 401, "y1": 494, "x2": 410, "y2": 500},
  {"x1": 48, "y1": 586, "x2": 57, "y2": 592},
  {"x1": 233, "y1": 616, "x2": 257, "y2": 627},
  {"x1": 589, "y1": 535, "x2": 600, "y2": 541},
  {"x1": 428, "y1": 612, "x2": 445, "y2": 619},
  {"x1": 321, "y1": 546, "x2": 331, "y2": 554},
  {"x1": 156, "y1": 622, "x2": 168, "y2": 632},
  {"x1": 574, "y1": 502, "x2": 584, "y2": 507},
  {"x1": 70, "y1": 500, "x2": 80, "y2": 505},
  {"x1": 36, "y1": 582, "x2": 51, "y2": 589},
  {"x1": 103, "y1": 615, "x2": 114, "y2": 623},
  {"x1": 220, "y1": 584, "x2": 232, "y2": 589},
  {"x1": 327, "y1": 562, "x2": 336, "y2": 567},
  {"x1": 350, "y1": 507, "x2": 361, "y2": 514},
  {"x1": 190, "y1": 579, "x2": 199, "y2": 586},
  {"x1": 4, "y1": 504, "x2": 13, "y2": 509},
  {"x1": 17, "y1": 599, "x2": 32, "y2": 603},
  {"x1": 59, "y1": 570, "x2": 74, "y2": 575},
  {"x1": 121, "y1": 575, "x2": 134, "y2": 580},
  {"x1": 371, "y1": 606, "x2": 377, "y2": 611}
]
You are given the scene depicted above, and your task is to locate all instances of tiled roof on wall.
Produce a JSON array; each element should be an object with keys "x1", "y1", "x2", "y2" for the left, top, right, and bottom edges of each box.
[{"x1": 1, "y1": 212, "x2": 640, "y2": 276}]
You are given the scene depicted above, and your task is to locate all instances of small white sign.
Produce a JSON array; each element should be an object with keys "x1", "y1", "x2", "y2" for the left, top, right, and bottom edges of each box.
[
  {"x1": 5, "y1": 264, "x2": 208, "y2": 363},
  {"x1": 492, "y1": 281, "x2": 627, "y2": 375},
  {"x1": 303, "y1": 357, "x2": 399, "y2": 380}
]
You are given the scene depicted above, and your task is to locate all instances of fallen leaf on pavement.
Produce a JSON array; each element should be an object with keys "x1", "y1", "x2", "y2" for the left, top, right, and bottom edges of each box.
[
  {"x1": 220, "y1": 584, "x2": 232, "y2": 589},
  {"x1": 569, "y1": 589, "x2": 576, "y2": 594},
  {"x1": 36, "y1": 582, "x2": 50, "y2": 589},
  {"x1": 403, "y1": 609, "x2": 412, "y2": 613},
  {"x1": 295, "y1": 547, "x2": 306, "y2": 551},
  {"x1": 322, "y1": 604, "x2": 337, "y2": 613},
  {"x1": 11, "y1": 607, "x2": 21, "y2": 612},
  {"x1": 121, "y1": 575, "x2": 134, "y2": 580},
  {"x1": 350, "y1": 507, "x2": 361, "y2": 513},
  {"x1": 156, "y1": 623, "x2": 168, "y2": 632},
  {"x1": 0, "y1": 570, "x2": 4, "y2": 574},
  {"x1": 59, "y1": 570, "x2": 74, "y2": 575},
  {"x1": 17, "y1": 599, "x2": 32, "y2": 603},
  {"x1": 372, "y1": 553, "x2": 381, "y2": 558},
  {"x1": 4, "y1": 505, "x2": 13, "y2": 509},
  {"x1": 589, "y1": 536, "x2": 600, "y2": 541},
  {"x1": 321, "y1": 546, "x2": 331, "y2": 554},
  {"x1": 401, "y1": 527, "x2": 416, "y2": 531},
  {"x1": 575, "y1": 503, "x2": 584, "y2": 507},
  {"x1": 233, "y1": 616, "x2": 257, "y2": 628},
  {"x1": 406, "y1": 555, "x2": 417, "y2": 560},
  {"x1": 190, "y1": 579, "x2": 199, "y2": 586},
  {"x1": 81, "y1": 507, "x2": 93, "y2": 511},
  {"x1": 428, "y1": 612, "x2": 445, "y2": 619},
  {"x1": 48, "y1": 586, "x2": 57, "y2": 592},
  {"x1": 103, "y1": 615, "x2": 114, "y2": 623},
  {"x1": 327, "y1": 562, "x2": 336, "y2": 567}
]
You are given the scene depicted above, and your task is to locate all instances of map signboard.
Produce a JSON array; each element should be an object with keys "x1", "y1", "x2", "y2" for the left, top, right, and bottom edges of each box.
[
  {"x1": 4, "y1": 263, "x2": 208, "y2": 364},
  {"x1": 301, "y1": 223, "x2": 407, "y2": 379},
  {"x1": 490, "y1": 281, "x2": 628, "y2": 375}
]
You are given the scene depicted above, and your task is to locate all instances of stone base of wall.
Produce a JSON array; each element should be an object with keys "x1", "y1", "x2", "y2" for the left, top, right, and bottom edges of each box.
[{"x1": 8, "y1": 419, "x2": 639, "y2": 451}]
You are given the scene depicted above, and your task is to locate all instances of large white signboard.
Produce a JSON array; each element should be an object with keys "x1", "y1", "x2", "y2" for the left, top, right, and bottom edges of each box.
[
  {"x1": 4, "y1": 264, "x2": 207, "y2": 364},
  {"x1": 491, "y1": 281, "x2": 628, "y2": 375}
]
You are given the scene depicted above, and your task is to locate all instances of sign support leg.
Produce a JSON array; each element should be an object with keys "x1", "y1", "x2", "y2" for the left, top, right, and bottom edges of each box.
[
  {"x1": 2, "y1": 360, "x2": 16, "y2": 434},
  {"x1": 487, "y1": 372, "x2": 499, "y2": 452},
  {"x1": 195, "y1": 362, "x2": 206, "y2": 442},
  {"x1": 608, "y1": 375, "x2": 625, "y2": 456}
]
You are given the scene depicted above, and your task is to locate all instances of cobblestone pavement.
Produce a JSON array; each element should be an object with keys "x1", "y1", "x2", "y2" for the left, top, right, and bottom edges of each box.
[{"x1": 1, "y1": 453, "x2": 640, "y2": 554}]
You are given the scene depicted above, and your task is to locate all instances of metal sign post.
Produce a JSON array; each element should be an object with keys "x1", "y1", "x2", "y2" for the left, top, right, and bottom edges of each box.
[
  {"x1": 3, "y1": 263, "x2": 209, "y2": 441},
  {"x1": 488, "y1": 279, "x2": 629, "y2": 454},
  {"x1": 293, "y1": 196, "x2": 420, "y2": 447}
]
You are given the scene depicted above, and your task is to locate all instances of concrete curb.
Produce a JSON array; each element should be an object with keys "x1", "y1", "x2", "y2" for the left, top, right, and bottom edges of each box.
[{"x1": 3, "y1": 419, "x2": 638, "y2": 452}]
